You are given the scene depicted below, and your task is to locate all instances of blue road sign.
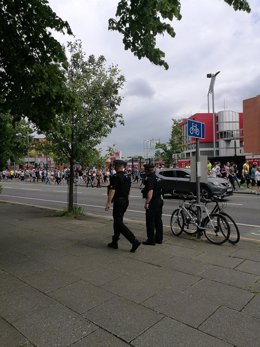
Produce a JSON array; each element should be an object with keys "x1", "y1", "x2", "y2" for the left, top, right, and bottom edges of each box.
[{"x1": 187, "y1": 119, "x2": 205, "y2": 139}]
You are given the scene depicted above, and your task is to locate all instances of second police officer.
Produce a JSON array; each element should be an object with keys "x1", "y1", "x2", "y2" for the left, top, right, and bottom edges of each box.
[{"x1": 142, "y1": 164, "x2": 164, "y2": 245}]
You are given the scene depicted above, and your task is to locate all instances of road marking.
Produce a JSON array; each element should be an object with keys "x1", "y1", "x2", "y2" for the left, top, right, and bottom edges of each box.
[
  {"x1": 236, "y1": 222, "x2": 260, "y2": 228},
  {"x1": 3, "y1": 187, "x2": 41, "y2": 191}
]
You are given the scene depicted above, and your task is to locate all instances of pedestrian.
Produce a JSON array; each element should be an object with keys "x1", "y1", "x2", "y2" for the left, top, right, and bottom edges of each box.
[
  {"x1": 96, "y1": 169, "x2": 102, "y2": 188},
  {"x1": 242, "y1": 162, "x2": 251, "y2": 188},
  {"x1": 250, "y1": 163, "x2": 257, "y2": 192},
  {"x1": 232, "y1": 163, "x2": 240, "y2": 188},
  {"x1": 105, "y1": 159, "x2": 141, "y2": 253},
  {"x1": 227, "y1": 162, "x2": 236, "y2": 190},
  {"x1": 142, "y1": 164, "x2": 164, "y2": 245},
  {"x1": 255, "y1": 167, "x2": 260, "y2": 195},
  {"x1": 86, "y1": 171, "x2": 93, "y2": 187}
]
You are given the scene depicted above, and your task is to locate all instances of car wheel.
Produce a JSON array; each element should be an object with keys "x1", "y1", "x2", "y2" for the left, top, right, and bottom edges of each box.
[{"x1": 200, "y1": 187, "x2": 211, "y2": 200}]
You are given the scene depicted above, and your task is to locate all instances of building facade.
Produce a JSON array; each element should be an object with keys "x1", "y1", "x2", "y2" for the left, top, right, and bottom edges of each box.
[
  {"x1": 243, "y1": 95, "x2": 260, "y2": 155},
  {"x1": 178, "y1": 111, "x2": 244, "y2": 160}
]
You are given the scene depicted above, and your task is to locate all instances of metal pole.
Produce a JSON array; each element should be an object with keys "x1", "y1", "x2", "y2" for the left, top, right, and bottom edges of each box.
[
  {"x1": 212, "y1": 91, "x2": 216, "y2": 158},
  {"x1": 196, "y1": 138, "x2": 200, "y2": 205},
  {"x1": 195, "y1": 138, "x2": 201, "y2": 239},
  {"x1": 207, "y1": 71, "x2": 220, "y2": 159}
]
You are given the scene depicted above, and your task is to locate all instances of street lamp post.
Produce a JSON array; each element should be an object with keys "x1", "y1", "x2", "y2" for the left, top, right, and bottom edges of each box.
[{"x1": 207, "y1": 71, "x2": 220, "y2": 158}]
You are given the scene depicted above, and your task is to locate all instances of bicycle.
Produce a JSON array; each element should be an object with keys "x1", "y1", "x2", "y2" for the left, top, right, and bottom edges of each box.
[
  {"x1": 203, "y1": 196, "x2": 240, "y2": 244},
  {"x1": 170, "y1": 196, "x2": 230, "y2": 245}
]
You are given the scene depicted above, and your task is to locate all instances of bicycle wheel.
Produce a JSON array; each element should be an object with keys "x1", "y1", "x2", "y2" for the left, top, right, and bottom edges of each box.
[
  {"x1": 182, "y1": 207, "x2": 198, "y2": 235},
  {"x1": 220, "y1": 212, "x2": 240, "y2": 244},
  {"x1": 203, "y1": 213, "x2": 230, "y2": 245},
  {"x1": 170, "y1": 209, "x2": 184, "y2": 236}
]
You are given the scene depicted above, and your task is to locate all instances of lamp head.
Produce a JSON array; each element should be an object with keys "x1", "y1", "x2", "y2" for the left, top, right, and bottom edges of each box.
[{"x1": 207, "y1": 71, "x2": 220, "y2": 78}]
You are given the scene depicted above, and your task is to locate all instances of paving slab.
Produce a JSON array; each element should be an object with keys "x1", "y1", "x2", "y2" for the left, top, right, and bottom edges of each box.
[
  {"x1": 242, "y1": 294, "x2": 260, "y2": 319},
  {"x1": 235, "y1": 259, "x2": 260, "y2": 275},
  {"x1": 231, "y1": 248, "x2": 260, "y2": 262},
  {"x1": 199, "y1": 264, "x2": 259, "y2": 290},
  {"x1": 103, "y1": 267, "x2": 199, "y2": 304},
  {"x1": 200, "y1": 306, "x2": 260, "y2": 347},
  {"x1": 22, "y1": 268, "x2": 80, "y2": 293},
  {"x1": 161, "y1": 255, "x2": 212, "y2": 276},
  {"x1": 13, "y1": 302, "x2": 97, "y2": 347},
  {"x1": 0, "y1": 284, "x2": 57, "y2": 323},
  {"x1": 84, "y1": 296, "x2": 163, "y2": 343},
  {"x1": 0, "y1": 317, "x2": 33, "y2": 347},
  {"x1": 192, "y1": 251, "x2": 244, "y2": 268},
  {"x1": 49, "y1": 279, "x2": 115, "y2": 314},
  {"x1": 132, "y1": 317, "x2": 232, "y2": 347},
  {"x1": 183, "y1": 278, "x2": 253, "y2": 310},
  {"x1": 0, "y1": 271, "x2": 28, "y2": 293},
  {"x1": 143, "y1": 287, "x2": 219, "y2": 328},
  {"x1": 72, "y1": 328, "x2": 130, "y2": 346}
]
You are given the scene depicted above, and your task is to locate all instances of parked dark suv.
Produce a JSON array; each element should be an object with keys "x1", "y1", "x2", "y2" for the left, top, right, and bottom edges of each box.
[{"x1": 156, "y1": 168, "x2": 233, "y2": 199}]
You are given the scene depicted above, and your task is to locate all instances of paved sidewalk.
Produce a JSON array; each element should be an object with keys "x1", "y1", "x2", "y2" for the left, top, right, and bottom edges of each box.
[{"x1": 0, "y1": 201, "x2": 260, "y2": 347}]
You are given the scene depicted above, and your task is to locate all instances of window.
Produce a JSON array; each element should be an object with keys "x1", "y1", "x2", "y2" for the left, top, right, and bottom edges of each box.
[
  {"x1": 176, "y1": 171, "x2": 190, "y2": 179},
  {"x1": 160, "y1": 170, "x2": 174, "y2": 178}
]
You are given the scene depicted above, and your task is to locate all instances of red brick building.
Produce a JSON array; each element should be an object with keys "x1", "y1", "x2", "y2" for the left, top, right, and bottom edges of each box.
[{"x1": 243, "y1": 95, "x2": 260, "y2": 155}]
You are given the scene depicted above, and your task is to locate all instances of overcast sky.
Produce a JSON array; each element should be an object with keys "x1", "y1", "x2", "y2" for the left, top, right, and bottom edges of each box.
[{"x1": 49, "y1": 0, "x2": 260, "y2": 157}]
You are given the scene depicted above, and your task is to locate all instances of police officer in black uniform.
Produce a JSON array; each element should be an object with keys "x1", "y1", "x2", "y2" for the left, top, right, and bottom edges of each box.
[
  {"x1": 142, "y1": 164, "x2": 164, "y2": 245},
  {"x1": 105, "y1": 159, "x2": 141, "y2": 252}
]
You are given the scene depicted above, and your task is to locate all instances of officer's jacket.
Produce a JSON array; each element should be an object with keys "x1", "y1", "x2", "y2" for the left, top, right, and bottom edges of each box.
[
  {"x1": 142, "y1": 173, "x2": 162, "y2": 200},
  {"x1": 108, "y1": 171, "x2": 131, "y2": 200}
]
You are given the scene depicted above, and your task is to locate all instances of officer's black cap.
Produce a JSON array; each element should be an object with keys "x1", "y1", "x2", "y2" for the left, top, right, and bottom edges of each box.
[
  {"x1": 114, "y1": 159, "x2": 127, "y2": 166},
  {"x1": 144, "y1": 164, "x2": 154, "y2": 170}
]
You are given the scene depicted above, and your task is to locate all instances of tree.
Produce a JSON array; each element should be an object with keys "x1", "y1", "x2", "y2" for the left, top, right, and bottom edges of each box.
[
  {"x1": 0, "y1": 113, "x2": 33, "y2": 170},
  {"x1": 109, "y1": 0, "x2": 251, "y2": 69},
  {"x1": 45, "y1": 40, "x2": 125, "y2": 211},
  {"x1": 155, "y1": 118, "x2": 183, "y2": 166},
  {"x1": 0, "y1": 0, "x2": 74, "y2": 130}
]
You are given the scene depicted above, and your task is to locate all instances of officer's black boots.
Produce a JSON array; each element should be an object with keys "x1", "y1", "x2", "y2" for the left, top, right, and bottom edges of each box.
[
  {"x1": 130, "y1": 239, "x2": 141, "y2": 253},
  {"x1": 107, "y1": 241, "x2": 118, "y2": 249},
  {"x1": 107, "y1": 239, "x2": 141, "y2": 252},
  {"x1": 142, "y1": 240, "x2": 155, "y2": 246}
]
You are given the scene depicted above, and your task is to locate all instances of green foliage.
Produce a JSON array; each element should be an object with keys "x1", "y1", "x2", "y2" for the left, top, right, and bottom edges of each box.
[
  {"x1": 45, "y1": 40, "x2": 125, "y2": 211},
  {"x1": 109, "y1": 0, "x2": 251, "y2": 69},
  {"x1": 0, "y1": 113, "x2": 33, "y2": 170},
  {"x1": 155, "y1": 118, "x2": 183, "y2": 166},
  {"x1": 224, "y1": 0, "x2": 251, "y2": 12},
  {"x1": 55, "y1": 207, "x2": 85, "y2": 217},
  {"x1": 109, "y1": 0, "x2": 181, "y2": 70},
  {"x1": 0, "y1": 0, "x2": 74, "y2": 130},
  {"x1": 46, "y1": 40, "x2": 125, "y2": 166},
  {"x1": 80, "y1": 148, "x2": 104, "y2": 169}
]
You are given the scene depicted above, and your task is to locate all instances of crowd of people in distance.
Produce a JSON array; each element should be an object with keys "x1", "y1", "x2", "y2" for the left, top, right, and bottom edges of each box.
[
  {"x1": 207, "y1": 160, "x2": 260, "y2": 195},
  {"x1": 1, "y1": 160, "x2": 260, "y2": 195},
  {"x1": 0, "y1": 167, "x2": 145, "y2": 188}
]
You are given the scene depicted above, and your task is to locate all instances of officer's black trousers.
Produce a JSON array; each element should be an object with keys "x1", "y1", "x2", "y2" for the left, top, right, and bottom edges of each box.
[
  {"x1": 145, "y1": 198, "x2": 163, "y2": 243},
  {"x1": 112, "y1": 198, "x2": 136, "y2": 243}
]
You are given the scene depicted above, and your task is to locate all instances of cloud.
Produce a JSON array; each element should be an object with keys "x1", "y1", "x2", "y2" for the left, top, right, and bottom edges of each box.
[
  {"x1": 49, "y1": 0, "x2": 260, "y2": 157},
  {"x1": 124, "y1": 79, "x2": 155, "y2": 98}
]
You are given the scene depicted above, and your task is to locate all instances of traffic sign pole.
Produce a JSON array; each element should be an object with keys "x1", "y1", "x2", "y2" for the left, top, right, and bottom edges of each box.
[{"x1": 187, "y1": 119, "x2": 205, "y2": 239}]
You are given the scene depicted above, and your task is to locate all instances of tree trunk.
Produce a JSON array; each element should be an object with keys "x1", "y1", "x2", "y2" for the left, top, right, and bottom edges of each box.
[{"x1": 68, "y1": 158, "x2": 74, "y2": 212}]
